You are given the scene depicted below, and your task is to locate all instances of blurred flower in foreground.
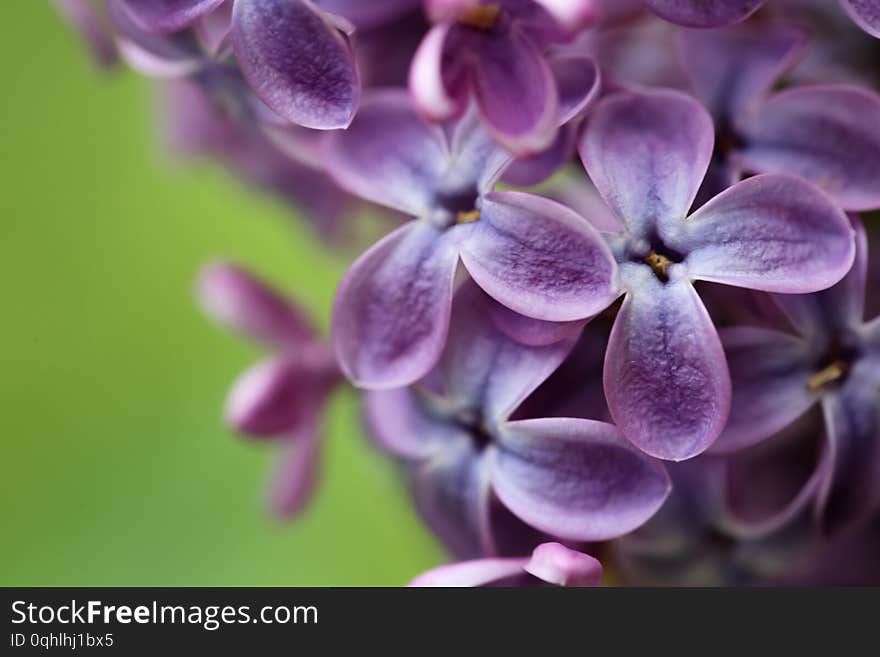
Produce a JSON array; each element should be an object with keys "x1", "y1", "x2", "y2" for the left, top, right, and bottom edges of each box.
[
  {"x1": 410, "y1": 542, "x2": 603, "y2": 587},
  {"x1": 198, "y1": 262, "x2": 342, "y2": 517}
]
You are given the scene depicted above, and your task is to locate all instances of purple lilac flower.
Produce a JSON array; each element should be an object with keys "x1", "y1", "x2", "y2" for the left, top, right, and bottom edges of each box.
[
  {"x1": 55, "y1": 0, "x2": 119, "y2": 67},
  {"x1": 574, "y1": 88, "x2": 856, "y2": 461},
  {"x1": 198, "y1": 262, "x2": 342, "y2": 517},
  {"x1": 678, "y1": 23, "x2": 880, "y2": 211},
  {"x1": 409, "y1": 0, "x2": 598, "y2": 154},
  {"x1": 111, "y1": 0, "x2": 360, "y2": 129},
  {"x1": 326, "y1": 88, "x2": 617, "y2": 389},
  {"x1": 366, "y1": 283, "x2": 671, "y2": 557},
  {"x1": 839, "y1": 0, "x2": 880, "y2": 37},
  {"x1": 409, "y1": 542, "x2": 603, "y2": 586},
  {"x1": 713, "y1": 217, "x2": 880, "y2": 536}
]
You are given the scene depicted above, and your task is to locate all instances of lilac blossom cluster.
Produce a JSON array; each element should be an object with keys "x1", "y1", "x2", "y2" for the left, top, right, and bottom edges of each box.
[{"x1": 59, "y1": 0, "x2": 880, "y2": 586}]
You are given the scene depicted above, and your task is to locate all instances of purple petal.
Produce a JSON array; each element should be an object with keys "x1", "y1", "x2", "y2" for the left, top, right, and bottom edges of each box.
[
  {"x1": 713, "y1": 328, "x2": 816, "y2": 454},
  {"x1": 501, "y1": 127, "x2": 577, "y2": 187},
  {"x1": 531, "y1": 0, "x2": 599, "y2": 33},
  {"x1": 315, "y1": 0, "x2": 421, "y2": 29},
  {"x1": 817, "y1": 369, "x2": 880, "y2": 535},
  {"x1": 332, "y1": 221, "x2": 459, "y2": 389},
  {"x1": 471, "y1": 27, "x2": 559, "y2": 154},
  {"x1": 225, "y1": 352, "x2": 335, "y2": 436},
  {"x1": 605, "y1": 273, "x2": 730, "y2": 461},
  {"x1": 232, "y1": 0, "x2": 359, "y2": 129},
  {"x1": 579, "y1": 89, "x2": 714, "y2": 238},
  {"x1": 194, "y1": 0, "x2": 233, "y2": 54},
  {"x1": 459, "y1": 191, "x2": 619, "y2": 322},
  {"x1": 408, "y1": 557, "x2": 527, "y2": 587},
  {"x1": 552, "y1": 55, "x2": 601, "y2": 124},
  {"x1": 643, "y1": 0, "x2": 767, "y2": 28},
  {"x1": 492, "y1": 418, "x2": 671, "y2": 541},
  {"x1": 770, "y1": 215, "x2": 869, "y2": 341},
  {"x1": 439, "y1": 283, "x2": 578, "y2": 422},
  {"x1": 409, "y1": 23, "x2": 469, "y2": 123},
  {"x1": 447, "y1": 107, "x2": 514, "y2": 193},
  {"x1": 55, "y1": 0, "x2": 119, "y2": 68},
  {"x1": 489, "y1": 302, "x2": 586, "y2": 348},
  {"x1": 840, "y1": 0, "x2": 880, "y2": 37},
  {"x1": 266, "y1": 420, "x2": 321, "y2": 517},
  {"x1": 197, "y1": 262, "x2": 316, "y2": 348},
  {"x1": 523, "y1": 542, "x2": 603, "y2": 587},
  {"x1": 738, "y1": 85, "x2": 880, "y2": 211},
  {"x1": 664, "y1": 174, "x2": 856, "y2": 293},
  {"x1": 678, "y1": 24, "x2": 806, "y2": 120},
  {"x1": 324, "y1": 89, "x2": 449, "y2": 215},
  {"x1": 116, "y1": 0, "x2": 226, "y2": 33}
]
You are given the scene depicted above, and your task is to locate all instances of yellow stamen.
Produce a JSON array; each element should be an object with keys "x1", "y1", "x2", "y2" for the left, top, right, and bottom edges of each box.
[
  {"x1": 807, "y1": 360, "x2": 849, "y2": 392},
  {"x1": 644, "y1": 251, "x2": 673, "y2": 281},
  {"x1": 456, "y1": 209, "x2": 481, "y2": 223},
  {"x1": 458, "y1": 3, "x2": 501, "y2": 29}
]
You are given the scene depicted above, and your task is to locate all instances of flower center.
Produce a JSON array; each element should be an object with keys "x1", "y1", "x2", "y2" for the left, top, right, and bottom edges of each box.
[
  {"x1": 807, "y1": 336, "x2": 860, "y2": 393},
  {"x1": 644, "y1": 251, "x2": 673, "y2": 282},
  {"x1": 458, "y1": 3, "x2": 501, "y2": 29},
  {"x1": 431, "y1": 185, "x2": 481, "y2": 228},
  {"x1": 806, "y1": 360, "x2": 849, "y2": 393},
  {"x1": 455, "y1": 410, "x2": 494, "y2": 451},
  {"x1": 456, "y1": 209, "x2": 481, "y2": 223}
]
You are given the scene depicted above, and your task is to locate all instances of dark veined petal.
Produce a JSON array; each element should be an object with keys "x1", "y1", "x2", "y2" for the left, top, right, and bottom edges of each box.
[
  {"x1": 324, "y1": 89, "x2": 449, "y2": 215},
  {"x1": 459, "y1": 191, "x2": 619, "y2": 322},
  {"x1": 663, "y1": 174, "x2": 856, "y2": 293},
  {"x1": 438, "y1": 283, "x2": 578, "y2": 423},
  {"x1": 579, "y1": 89, "x2": 714, "y2": 238},
  {"x1": 713, "y1": 328, "x2": 816, "y2": 454},
  {"x1": 470, "y1": 26, "x2": 559, "y2": 154},
  {"x1": 492, "y1": 418, "x2": 671, "y2": 541},
  {"x1": 232, "y1": 0, "x2": 359, "y2": 129},
  {"x1": 197, "y1": 262, "x2": 316, "y2": 349},
  {"x1": 116, "y1": 0, "x2": 226, "y2": 33},
  {"x1": 266, "y1": 418, "x2": 322, "y2": 517},
  {"x1": 523, "y1": 542, "x2": 603, "y2": 587},
  {"x1": 738, "y1": 85, "x2": 880, "y2": 211},
  {"x1": 332, "y1": 221, "x2": 460, "y2": 389},
  {"x1": 408, "y1": 557, "x2": 527, "y2": 587},
  {"x1": 643, "y1": 0, "x2": 767, "y2": 28},
  {"x1": 840, "y1": 0, "x2": 880, "y2": 38},
  {"x1": 605, "y1": 270, "x2": 730, "y2": 461}
]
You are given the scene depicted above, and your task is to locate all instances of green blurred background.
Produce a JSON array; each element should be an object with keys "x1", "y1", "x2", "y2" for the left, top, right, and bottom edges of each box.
[{"x1": 0, "y1": 2, "x2": 440, "y2": 585}]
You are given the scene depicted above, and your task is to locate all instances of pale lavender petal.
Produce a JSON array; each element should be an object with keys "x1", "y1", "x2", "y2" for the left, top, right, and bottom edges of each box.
[
  {"x1": 489, "y1": 302, "x2": 586, "y2": 347},
  {"x1": 643, "y1": 0, "x2": 767, "y2": 28},
  {"x1": 409, "y1": 23, "x2": 468, "y2": 122},
  {"x1": 324, "y1": 89, "x2": 449, "y2": 215},
  {"x1": 363, "y1": 387, "x2": 468, "y2": 461},
  {"x1": 713, "y1": 327, "x2": 816, "y2": 454},
  {"x1": 116, "y1": 0, "x2": 226, "y2": 33},
  {"x1": 267, "y1": 420, "x2": 321, "y2": 517},
  {"x1": 531, "y1": 0, "x2": 599, "y2": 33},
  {"x1": 738, "y1": 85, "x2": 880, "y2": 211},
  {"x1": 439, "y1": 282, "x2": 578, "y2": 422},
  {"x1": 459, "y1": 191, "x2": 619, "y2": 322},
  {"x1": 523, "y1": 542, "x2": 603, "y2": 587},
  {"x1": 663, "y1": 174, "x2": 856, "y2": 293},
  {"x1": 332, "y1": 221, "x2": 459, "y2": 389},
  {"x1": 678, "y1": 24, "x2": 806, "y2": 120},
  {"x1": 194, "y1": 0, "x2": 232, "y2": 54},
  {"x1": 771, "y1": 215, "x2": 869, "y2": 341},
  {"x1": 579, "y1": 89, "x2": 714, "y2": 238},
  {"x1": 471, "y1": 28, "x2": 559, "y2": 154},
  {"x1": 408, "y1": 557, "x2": 526, "y2": 587},
  {"x1": 492, "y1": 418, "x2": 671, "y2": 540},
  {"x1": 840, "y1": 0, "x2": 880, "y2": 37},
  {"x1": 552, "y1": 55, "x2": 601, "y2": 124},
  {"x1": 817, "y1": 370, "x2": 880, "y2": 535},
  {"x1": 447, "y1": 107, "x2": 513, "y2": 193},
  {"x1": 232, "y1": 0, "x2": 359, "y2": 129},
  {"x1": 605, "y1": 272, "x2": 730, "y2": 461}
]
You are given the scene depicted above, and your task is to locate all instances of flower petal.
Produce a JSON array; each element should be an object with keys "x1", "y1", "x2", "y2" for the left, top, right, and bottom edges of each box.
[
  {"x1": 324, "y1": 89, "x2": 449, "y2": 215},
  {"x1": 840, "y1": 0, "x2": 880, "y2": 38},
  {"x1": 439, "y1": 282, "x2": 578, "y2": 423},
  {"x1": 605, "y1": 272, "x2": 730, "y2": 461},
  {"x1": 232, "y1": 0, "x2": 359, "y2": 129},
  {"x1": 409, "y1": 23, "x2": 468, "y2": 123},
  {"x1": 266, "y1": 420, "x2": 321, "y2": 517},
  {"x1": 488, "y1": 302, "x2": 586, "y2": 348},
  {"x1": 459, "y1": 191, "x2": 619, "y2": 322},
  {"x1": 332, "y1": 221, "x2": 459, "y2": 389},
  {"x1": 116, "y1": 0, "x2": 226, "y2": 33},
  {"x1": 55, "y1": 0, "x2": 119, "y2": 67},
  {"x1": 471, "y1": 27, "x2": 559, "y2": 154},
  {"x1": 408, "y1": 557, "x2": 527, "y2": 587},
  {"x1": 493, "y1": 418, "x2": 671, "y2": 541},
  {"x1": 552, "y1": 55, "x2": 601, "y2": 125},
  {"x1": 713, "y1": 327, "x2": 816, "y2": 454},
  {"x1": 664, "y1": 174, "x2": 856, "y2": 293},
  {"x1": 643, "y1": 0, "x2": 767, "y2": 28},
  {"x1": 531, "y1": 0, "x2": 599, "y2": 33},
  {"x1": 523, "y1": 542, "x2": 603, "y2": 587},
  {"x1": 197, "y1": 262, "x2": 316, "y2": 348},
  {"x1": 678, "y1": 24, "x2": 806, "y2": 120},
  {"x1": 579, "y1": 89, "x2": 714, "y2": 238},
  {"x1": 738, "y1": 85, "x2": 880, "y2": 211}
]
